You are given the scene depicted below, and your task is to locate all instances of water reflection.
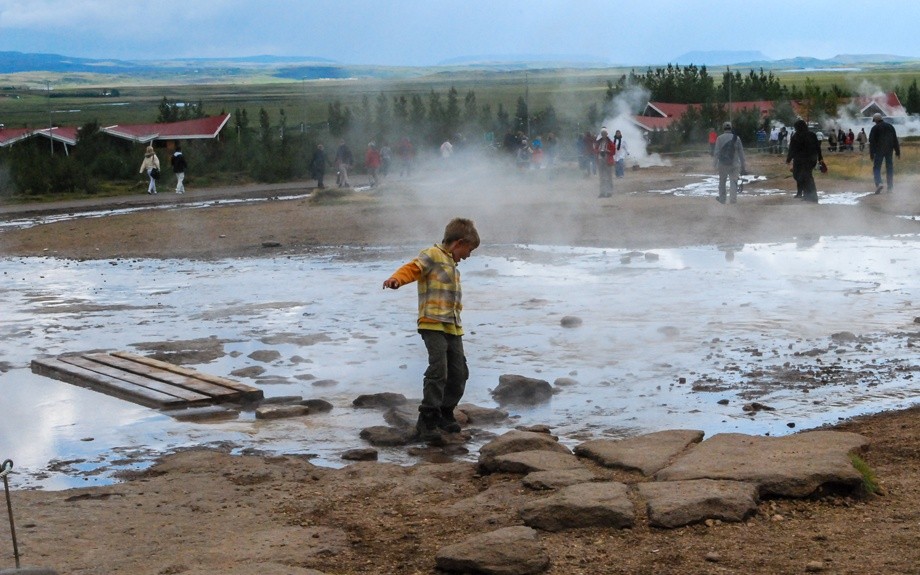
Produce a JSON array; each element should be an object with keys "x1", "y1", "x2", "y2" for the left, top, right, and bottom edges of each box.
[{"x1": 1, "y1": 236, "x2": 918, "y2": 489}]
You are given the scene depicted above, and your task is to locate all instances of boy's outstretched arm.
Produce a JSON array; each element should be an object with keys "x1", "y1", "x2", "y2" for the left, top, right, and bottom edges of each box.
[{"x1": 382, "y1": 261, "x2": 422, "y2": 290}]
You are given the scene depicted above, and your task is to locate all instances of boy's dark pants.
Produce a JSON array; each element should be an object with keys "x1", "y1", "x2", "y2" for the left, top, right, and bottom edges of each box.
[{"x1": 419, "y1": 330, "x2": 468, "y2": 420}]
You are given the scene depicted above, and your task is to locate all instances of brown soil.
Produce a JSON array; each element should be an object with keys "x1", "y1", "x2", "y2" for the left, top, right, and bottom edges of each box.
[{"x1": 2, "y1": 152, "x2": 919, "y2": 575}]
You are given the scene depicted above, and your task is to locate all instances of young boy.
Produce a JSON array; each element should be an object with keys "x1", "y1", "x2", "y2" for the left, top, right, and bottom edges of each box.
[{"x1": 382, "y1": 218, "x2": 480, "y2": 442}]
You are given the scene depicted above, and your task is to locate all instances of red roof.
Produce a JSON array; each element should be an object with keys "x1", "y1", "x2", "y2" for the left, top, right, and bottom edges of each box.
[
  {"x1": 0, "y1": 126, "x2": 34, "y2": 147},
  {"x1": 637, "y1": 101, "x2": 776, "y2": 131},
  {"x1": 853, "y1": 92, "x2": 905, "y2": 117},
  {"x1": 35, "y1": 126, "x2": 79, "y2": 146},
  {"x1": 102, "y1": 113, "x2": 231, "y2": 143},
  {"x1": 1, "y1": 114, "x2": 231, "y2": 148}
]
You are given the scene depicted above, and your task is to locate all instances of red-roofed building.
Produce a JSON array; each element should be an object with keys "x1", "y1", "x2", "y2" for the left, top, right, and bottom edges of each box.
[
  {"x1": 0, "y1": 114, "x2": 231, "y2": 151},
  {"x1": 102, "y1": 113, "x2": 231, "y2": 143},
  {"x1": 0, "y1": 126, "x2": 34, "y2": 148},
  {"x1": 633, "y1": 101, "x2": 778, "y2": 132},
  {"x1": 852, "y1": 92, "x2": 905, "y2": 118}
]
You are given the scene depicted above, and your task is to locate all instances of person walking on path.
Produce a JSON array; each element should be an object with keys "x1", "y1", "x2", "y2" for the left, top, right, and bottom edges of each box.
[
  {"x1": 382, "y1": 218, "x2": 480, "y2": 443},
  {"x1": 139, "y1": 145, "x2": 160, "y2": 194},
  {"x1": 612, "y1": 129, "x2": 629, "y2": 178},
  {"x1": 310, "y1": 143, "x2": 328, "y2": 189},
  {"x1": 713, "y1": 122, "x2": 746, "y2": 204},
  {"x1": 171, "y1": 144, "x2": 187, "y2": 194},
  {"x1": 334, "y1": 139, "x2": 353, "y2": 188},
  {"x1": 595, "y1": 127, "x2": 616, "y2": 197},
  {"x1": 365, "y1": 142, "x2": 381, "y2": 187},
  {"x1": 868, "y1": 113, "x2": 900, "y2": 193},
  {"x1": 856, "y1": 128, "x2": 868, "y2": 152},
  {"x1": 396, "y1": 137, "x2": 415, "y2": 177},
  {"x1": 786, "y1": 119, "x2": 823, "y2": 203}
]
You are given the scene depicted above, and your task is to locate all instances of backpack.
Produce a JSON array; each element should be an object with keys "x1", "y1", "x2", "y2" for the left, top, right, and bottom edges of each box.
[{"x1": 718, "y1": 135, "x2": 738, "y2": 165}]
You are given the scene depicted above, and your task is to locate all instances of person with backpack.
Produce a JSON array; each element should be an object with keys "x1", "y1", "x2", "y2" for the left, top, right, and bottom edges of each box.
[
  {"x1": 785, "y1": 119, "x2": 823, "y2": 203},
  {"x1": 171, "y1": 144, "x2": 187, "y2": 194},
  {"x1": 139, "y1": 145, "x2": 160, "y2": 194},
  {"x1": 713, "y1": 121, "x2": 746, "y2": 204}
]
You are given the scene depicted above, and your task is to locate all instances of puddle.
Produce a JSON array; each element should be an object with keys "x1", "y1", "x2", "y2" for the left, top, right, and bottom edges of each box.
[
  {"x1": 1, "y1": 236, "x2": 918, "y2": 489},
  {"x1": 648, "y1": 173, "x2": 876, "y2": 204}
]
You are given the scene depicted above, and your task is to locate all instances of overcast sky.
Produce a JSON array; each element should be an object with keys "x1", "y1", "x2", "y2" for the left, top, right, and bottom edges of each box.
[{"x1": 2, "y1": 0, "x2": 919, "y2": 66}]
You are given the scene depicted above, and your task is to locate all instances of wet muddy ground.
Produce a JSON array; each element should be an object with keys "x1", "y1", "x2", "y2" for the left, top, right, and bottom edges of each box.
[{"x1": 1, "y1": 233, "x2": 917, "y2": 489}]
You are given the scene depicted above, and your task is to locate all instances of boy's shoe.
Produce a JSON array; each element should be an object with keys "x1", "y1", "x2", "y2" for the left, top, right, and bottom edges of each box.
[
  {"x1": 438, "y1": 407, "x2": 462, "y2": 433},
  {"x1": 415, "y1": 412, "x2": 443, "y2": 443}
]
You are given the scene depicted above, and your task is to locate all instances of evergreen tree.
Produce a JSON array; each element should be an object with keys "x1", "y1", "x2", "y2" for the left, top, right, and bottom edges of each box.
[
  {"x1": 906, "y1": 80, "x2": 920, "y2": 115},
  {"x1": 514, "y1": 96, "x2": 529, "y2": 135}
]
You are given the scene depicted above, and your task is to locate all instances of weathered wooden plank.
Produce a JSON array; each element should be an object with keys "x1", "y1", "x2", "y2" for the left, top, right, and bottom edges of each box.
[
  {"x1": 30, "y1": 357, "x2": 187, "y2": 409},
  {"x1": 112, "y1": 351, "x2": 263, "y2": 401},
  {"x1": 82, "y1": 353, "x2": 253, "y2": 402},
  {"x1": 58, "y1": 355, "x2": 212, "y2": 403}
]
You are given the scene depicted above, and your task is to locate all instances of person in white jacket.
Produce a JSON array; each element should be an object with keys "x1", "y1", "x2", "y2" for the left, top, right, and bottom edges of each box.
[
  {"x1": 139, "y1": 145, "x2": 160, "y2": 194},
  {"x1": 612, "y1": 129, "x2": 629, "y2": 178}
]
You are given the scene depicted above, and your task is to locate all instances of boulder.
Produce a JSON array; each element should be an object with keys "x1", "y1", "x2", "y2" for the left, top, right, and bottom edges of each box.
[
  {"x1": 341, "y1": 448, "x2": 378, "y2": 461},
  {"x1": 352, "y1": 392, "x2": 408, "y2": 408},
  {"x1": 435, "y1": 526, "x2": 549, "y2": 575},
  {"x1": 457, "y1": 403, "x2": 509, "y2": 424},
  {"x1": 478, "y1": 430, "x2": 571, "y2": 473},
  {"x1": 520, "y1": 481, "x2": 634, "y2": 532},
  {"x1": 359, "y1": 426, "x2": 413, "y2": 446},
  {"x1": 574, "y1": 429, "x2": 704, "y2": 476},
  {"x1": 638, "y1": 479, "x2": 759, "y2": 528},
  {"x1": 491, "y1": 374, "x2": 553, "y2": 405},
  {"x1": 300, "y1": 399, "x2": 333, "y2": 413},
  {"x1": 254, "y1": 405, "x2": 310, "y2": 420}
]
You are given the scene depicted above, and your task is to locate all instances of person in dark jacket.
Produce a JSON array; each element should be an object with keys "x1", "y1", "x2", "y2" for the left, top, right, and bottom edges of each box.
[
  {"x1": 311, "y1": 143, "x2": 328, "y2": 189},
  {"x1": 786, "y1": 119, "x2": 823, "y2": 203},
  {"x1": 171, "y1": 144, "x2": 187, "y2": 194},
  {"x1": 868, "y1": 113, "x2": 901, "y2": 193}
]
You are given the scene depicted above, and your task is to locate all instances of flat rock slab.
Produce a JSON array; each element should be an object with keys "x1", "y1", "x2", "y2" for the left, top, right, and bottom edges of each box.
[
  {"x1": 520, "y1": 481, "x2": 634, "y2": 532},
  {"x1": 638, "y1": 479, "x2": 759, "y2": 528},
  {"x1": 254, "y1": 404, "x2": 309, "y2": 419},
  {"x1": 575, "y1": 429, "x2": 704, "y2": 475},
  {"x1": 436, "y1": 525, "x2": 549, "y2": 575},
  {"x1": 483, "y1": 449, "x2": 585, "y2": 474},
  {"x1": 359, "y1": 425, "x2": 413, "y2": 446},
  {"x1": 480, "y1": 430, "x2": 571, "y2": 459},
  {"x1": 655, "y1": 431, "x2": 869, "y2": 497},
  {"x1": 523, "y1": 468, "x2": 598, "y2": 490}
]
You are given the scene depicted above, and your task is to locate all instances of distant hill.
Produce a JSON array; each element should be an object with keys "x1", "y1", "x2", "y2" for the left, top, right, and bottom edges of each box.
[
  {"x1": 437, "y1": 54, "x2": 609, "y2": 68},
  {"x1": 673, "y1": 51, "x2": 771, "y2": 66}
]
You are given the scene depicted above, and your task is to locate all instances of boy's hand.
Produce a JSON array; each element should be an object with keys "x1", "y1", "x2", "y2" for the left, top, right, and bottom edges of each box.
[{"x1": 382, "y1": 278, "x2": 400, "y2": 289}]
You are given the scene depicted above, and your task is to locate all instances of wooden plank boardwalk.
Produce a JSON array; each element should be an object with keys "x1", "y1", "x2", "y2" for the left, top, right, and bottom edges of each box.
[{"x1": 31, "y1": 351, "x2": 263, "y2": 411}]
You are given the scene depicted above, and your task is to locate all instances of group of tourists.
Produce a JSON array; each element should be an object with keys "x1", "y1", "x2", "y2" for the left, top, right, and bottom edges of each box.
[
  {"x1": 309, "y1": 137, "x2": 414, "y2": 189},
  {"x1": 711, "y1": 111, "x2": 901, "y2": 204},
  {"x1": 826, "y1": 127, "x2": 868, "y2": 153}
]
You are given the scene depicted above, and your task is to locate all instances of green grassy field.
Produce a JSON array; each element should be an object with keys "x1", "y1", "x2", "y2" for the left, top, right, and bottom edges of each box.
[{"x1": 3, "y1": 64, "x2": 917, "y2": 135}]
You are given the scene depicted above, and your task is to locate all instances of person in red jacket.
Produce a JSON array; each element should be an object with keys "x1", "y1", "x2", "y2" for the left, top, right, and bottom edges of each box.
[{"x1": 365, "y1": 142, "x2": 382, "y2": 187}]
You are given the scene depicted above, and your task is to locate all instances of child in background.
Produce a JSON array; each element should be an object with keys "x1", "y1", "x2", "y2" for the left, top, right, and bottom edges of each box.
[{"x1": 382, "y1": 218, "x2": 480, "y2": 442}]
